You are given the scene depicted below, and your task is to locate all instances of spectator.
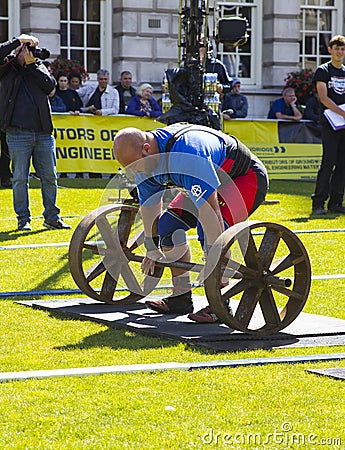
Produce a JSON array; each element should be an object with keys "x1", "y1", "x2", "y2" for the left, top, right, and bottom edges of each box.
[
  {"x1": 56, "y1": 71, "x2": 83, "y2": 114},
  {"x1": 303, "y1": 93, "x2": 321, "y2": 123},
  {"x1": 77, "y1": 69, "x2": 119, "y2": 116},
  {"x1": 126, "y1": 83, "x2": 162, "y2": 118},
  {"x1": 49, "y1": 87, "x2": 67, "y2": 113},
  {"x1": 267, "y1": 87, "x2": 302, "y2": 121},
  {"x1": 116, "y1": 70, "x2": 136, "y2": 113},
  {"x1": 78, "y1": 68, "x2": 120, "y2": 178},
  {"x1": 0, "y1": 131, "x2": 12, "y2": 188},
  {"x1": 311, "y1": 34, "x2": 345, "y2": 215},
  {"x1": 67, "y1": 72, "x2": 84, "y2": 179},
  {"x1": 221, "y1": 78, "x2": 248, "y2": 119},
  {"x1": 0, "y1": 34, "x2": 71, "y2": 231},
  {"x1": 69, "y1": 72, "x2": 82, "y2": 90}
]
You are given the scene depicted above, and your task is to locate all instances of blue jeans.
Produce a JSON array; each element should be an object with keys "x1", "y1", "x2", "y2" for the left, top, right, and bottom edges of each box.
[{"x1": 6, "y1": 128, "x2": 60, "y2": 223}]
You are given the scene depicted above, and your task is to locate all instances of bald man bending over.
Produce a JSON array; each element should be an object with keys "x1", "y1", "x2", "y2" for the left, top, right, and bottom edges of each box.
[{"x1": 113, "y1": 123, "x2": 268, "y2": 323}]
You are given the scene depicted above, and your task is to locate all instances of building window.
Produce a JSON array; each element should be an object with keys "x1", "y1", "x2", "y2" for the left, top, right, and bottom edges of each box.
[
  {"x1": 60, "y1": 0, "x2": 101, "y2": 76},
  {"x1": 299, "y1": 0, "x2": 342, "y2": 70},
  {"x1": 0, "y1": 1, "x2": 20, "y2": 42},
  {"x1": 0, "y1": 1, "x2": 9, "y2": 42},
  {"x1": 216, "y1": 0, "x2": 259, "y2": 84}
]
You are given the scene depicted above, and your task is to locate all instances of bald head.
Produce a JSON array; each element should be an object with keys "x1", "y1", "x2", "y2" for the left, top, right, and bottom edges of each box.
[
  {"x1": 113, "y1": 127, "x2": 159, "y2": 173},
  {"x1": 113, "y1": 128, "x2": 146, "y2": 167}
]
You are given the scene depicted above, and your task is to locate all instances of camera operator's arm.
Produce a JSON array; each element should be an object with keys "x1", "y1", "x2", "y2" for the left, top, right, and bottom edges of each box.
[
  {"x1": 212, "y1": 60, "x2": 232, "y2": 95},
  {"x1": 23, "y1": 46, "x2": 56, "y2": 94},
  {"x1": 0, "y1": 34, "x2": 39, "y2": 67},
  {"x1": 0, "y1": 38, "x2": 22, "y2": 65},
  {"x1": 18, "y1": 34, "x2": 39, "y2": 47}
]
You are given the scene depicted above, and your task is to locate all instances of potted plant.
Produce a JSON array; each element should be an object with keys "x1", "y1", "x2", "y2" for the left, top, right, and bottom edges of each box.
[
  {"x1": 283, "y1": 69, "x2": 316, "y2": 105},
  {"x1": 51, "y1": 58, "x2": 89, "y2": 81}
]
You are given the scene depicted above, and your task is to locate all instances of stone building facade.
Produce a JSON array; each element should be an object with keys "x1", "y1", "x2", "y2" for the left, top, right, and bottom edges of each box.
[{"x1": 1, "y1": 0, "x2": 344, "y2": 117}]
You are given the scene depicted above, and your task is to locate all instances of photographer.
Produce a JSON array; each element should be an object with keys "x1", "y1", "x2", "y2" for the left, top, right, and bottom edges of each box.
[{"x1": 0, "y1": 34, "x2": 70, "y2": 231}]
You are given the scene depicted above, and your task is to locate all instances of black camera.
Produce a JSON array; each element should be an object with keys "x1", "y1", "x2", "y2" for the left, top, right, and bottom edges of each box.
[{"x1": 25, "y1": 44, "x2": 50, "y2": 60}]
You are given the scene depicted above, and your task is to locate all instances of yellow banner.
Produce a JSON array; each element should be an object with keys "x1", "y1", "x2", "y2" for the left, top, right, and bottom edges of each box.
[
  {"x1": 223, "y1": 119, "x2": 322, "y2": 180},
  {"x1": 53, "y1": 114, "x2": 165, "y2": 174},
  {"x1": 53, "y1": 114, "x2": 322, "y2": 180}
]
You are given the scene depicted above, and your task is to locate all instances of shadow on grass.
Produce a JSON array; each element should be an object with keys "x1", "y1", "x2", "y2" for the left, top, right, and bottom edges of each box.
[
  {"x1": 31, "y1": 249, "x2": 72, "y2": 292},
  {"x1": 54, "y1": 178, "x2": 110, "y2": 190},
  {"x1": 27, "y1": 177, "x2": 110, "y2": 189},
  {"x1": 291, "y1": 215, "x2": 342, "y2": 224},
  {"x1": 0, "y1": 228, "x2": 49, "y2": 243},
  {"x1": 53, "y1": 325, "x2": 186, "y2": 352}
]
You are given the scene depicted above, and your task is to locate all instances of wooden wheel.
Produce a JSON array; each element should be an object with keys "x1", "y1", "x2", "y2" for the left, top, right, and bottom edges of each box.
[
  {"x1": 204, "y1": 221, "x2": 311, "y2": 335},
  {"x1": 68, "y1": 203, "x2": 163, "y2": 304}
]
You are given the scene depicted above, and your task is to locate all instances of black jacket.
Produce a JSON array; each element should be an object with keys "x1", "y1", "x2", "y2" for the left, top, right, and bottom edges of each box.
[
  {"x1": 0, "y1": 38, "x2": 56, "y2": 133},
  {"x1": 115, "y1": 84, "x2": 136, "y2": 114},
  {"x1": 205, "y1": 57, "x2": 232, "y2": 93}
]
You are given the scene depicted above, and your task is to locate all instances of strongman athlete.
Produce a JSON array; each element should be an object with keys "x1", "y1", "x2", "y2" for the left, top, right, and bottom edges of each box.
[{"x1": 113, "y1": 123, "x2": 268, "y2": 323}]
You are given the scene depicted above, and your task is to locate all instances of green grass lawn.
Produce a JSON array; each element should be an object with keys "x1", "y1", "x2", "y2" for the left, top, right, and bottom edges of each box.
[{"x1": 0, "y1": 178, "x2": 345, "y2": 449}]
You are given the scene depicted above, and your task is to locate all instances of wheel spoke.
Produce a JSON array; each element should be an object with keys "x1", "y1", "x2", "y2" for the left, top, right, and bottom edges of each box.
[
  {"x1": 83, "y1": 242, "x2": 102, "y2": 255},
  {"x1": 100, "y1": 271, "x2": 118, "y2": 300},
  {"x1": 96, "y1": 216, "x2": 123, "y2": 253},
  {"x1": 234, "y1": 287, "x2": 263, "y2": 328},
  {"x1": 259, "y1": 288, "x2": 281, "y2": 327},
  {"x1": 271, "y1": 284, "x2": 305, "y2": 301},
  {"x1": 120, "y1": 262, "x2": 144, "y2": 295},
  {"x1": 258, "y1": 228, "x2": 282, "y2": 270},
  {"x1": 225, "y1": 258, "x2": 257, "y2": 278},
  {"x1": 221, "y1": 278, "x2": 254, "y2": 302},
  {"x1": 270, "y1": 253, "x2": 305, "y2": 275},
  {"x1": 239, "y1": 231, "x2": 261, "y2": 270},
  {"x1": 85, "y1": 260, "x2": 106, "y2": 282},
  {"x1": 117, "y1": 208, "x2": 138, "y2": 246},
  {"x1": 127, "y1": 230, "x2": 144, "y2": 251}
]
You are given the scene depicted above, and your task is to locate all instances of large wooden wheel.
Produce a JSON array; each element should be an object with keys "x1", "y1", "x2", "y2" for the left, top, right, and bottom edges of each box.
[
  {"x1": 69, "y1": 203, "x2": 164, "y2": 304},
  {"x1": 204, "y1": 221, "x2": 311, "y2": 335},
  {"x1": 69, "y1": 205, "x2": 311, "y2": 335}
]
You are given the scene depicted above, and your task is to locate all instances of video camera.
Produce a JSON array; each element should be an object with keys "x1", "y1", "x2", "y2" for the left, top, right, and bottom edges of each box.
[
  {"x1": 25, "y1": 43, "x2": 50, "y2": 60},
  {"x1": 158, "y1": 0, "x2": 248, "y2": 130}
]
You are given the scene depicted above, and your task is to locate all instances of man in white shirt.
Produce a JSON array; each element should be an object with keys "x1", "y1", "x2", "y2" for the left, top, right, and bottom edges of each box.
[{"x1": 77, "y1": 69, "x2": 119, "y2": 116}]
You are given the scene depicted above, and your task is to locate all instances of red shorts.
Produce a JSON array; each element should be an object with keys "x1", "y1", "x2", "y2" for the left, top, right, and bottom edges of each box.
[{"x1": 168, "y1": 166, "x2": 259, "y2": 227}]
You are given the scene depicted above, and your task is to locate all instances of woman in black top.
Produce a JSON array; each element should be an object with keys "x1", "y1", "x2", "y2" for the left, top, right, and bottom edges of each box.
[{"x1": 56, "y1": 71, "x2": 83, "y2": 114}]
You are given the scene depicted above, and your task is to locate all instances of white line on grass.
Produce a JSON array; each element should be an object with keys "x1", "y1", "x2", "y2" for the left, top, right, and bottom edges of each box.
[
  {"x1": 1, "y1": 353, "x2": 345, "y2": 383},
  {"x1": 1, "y1": 228, "x2": 345, "y2": 251}
]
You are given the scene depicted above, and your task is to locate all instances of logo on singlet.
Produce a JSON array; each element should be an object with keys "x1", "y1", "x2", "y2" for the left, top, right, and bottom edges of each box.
[
  {"x1": 329, "y1": 76, "x2": 345, "y2": 95},
  {"x1": 191, "y1": 184, "x2": 207, "y2": 201}
]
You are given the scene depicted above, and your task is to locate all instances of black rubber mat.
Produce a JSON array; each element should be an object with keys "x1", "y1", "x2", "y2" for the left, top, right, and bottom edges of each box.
[
  {"x1": 18, "y1": 296, "x2": 345, "y2": 352},
  {"x1": 307, "y1": 368, "x2": 345, "y2": 380}
]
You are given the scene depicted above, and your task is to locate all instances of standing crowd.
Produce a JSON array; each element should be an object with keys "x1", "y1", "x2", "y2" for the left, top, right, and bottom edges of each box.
[{"x1": 1, "y1": 32, "x2": 345, "y2": 235}]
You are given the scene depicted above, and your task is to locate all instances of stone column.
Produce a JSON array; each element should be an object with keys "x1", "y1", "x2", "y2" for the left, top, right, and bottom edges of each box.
[
  {"x1": 112, "y1": 0, "x2": 179, "y2": 89},
  {"x1": 262, "y1": 0, "x2": 301, "y2": 88},
  {"x1": 20, "y1": 0, "x2": 61, "y2": 59}
]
